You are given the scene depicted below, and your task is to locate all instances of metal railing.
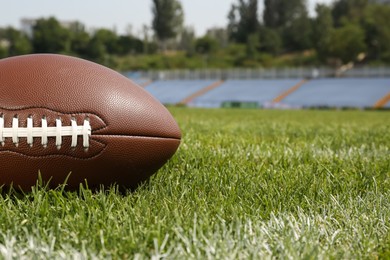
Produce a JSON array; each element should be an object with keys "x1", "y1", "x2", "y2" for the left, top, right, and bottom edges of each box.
[{"x1": 124, "y1": 67, "x2": 390, "y2": 80}]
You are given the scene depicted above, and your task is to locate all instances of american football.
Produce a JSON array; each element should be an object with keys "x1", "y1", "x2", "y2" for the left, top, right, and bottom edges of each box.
[
  {"x1": 0, "y1": 0, "x2": 389, "y2": 258},
  {"x1": 0, "y1": 54, "x2": 181, "y2": 190}
]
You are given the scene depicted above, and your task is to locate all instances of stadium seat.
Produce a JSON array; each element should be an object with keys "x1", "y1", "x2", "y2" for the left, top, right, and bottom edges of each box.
[
  {"x1": 190, "y1": 79, "x2": 303, "y2": 108},
  {"x1": 144, "y1": 80, "x2": 216, "y2": 104},
  {"x1": 282, "y1": 78, "x2": 390, "y2": 108}
]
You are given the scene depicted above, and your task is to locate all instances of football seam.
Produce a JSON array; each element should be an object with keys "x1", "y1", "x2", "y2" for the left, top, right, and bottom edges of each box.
[
  {"x1": 0, "y1": 136, "x2": 180, "y2": 160},
  {"x1": 0, "y1": 139, "x2": 107, "y2": 160},
  {"x1": 92, "y1": 134, "x2": 181, "y2": 141}
]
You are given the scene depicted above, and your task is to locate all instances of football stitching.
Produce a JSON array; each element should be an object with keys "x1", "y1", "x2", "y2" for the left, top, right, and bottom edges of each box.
[
  {"x1": 0, "y1": 139, "x2": 107, "y2": 160},
  {"x1": 0, "y1": 106, "x2": 108, "y2": 132},
  {"x1": 0, "y1": 107, "x2": 108, "y2": 158},
  {"x1": 0, "y1": 115, "x2": 91, "y2": 149}
]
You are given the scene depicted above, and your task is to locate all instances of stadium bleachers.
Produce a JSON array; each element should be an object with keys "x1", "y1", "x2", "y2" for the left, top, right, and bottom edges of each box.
[
  {"x1": 144, "y1": 80, "x2": 216, "y2": 104},
  {"x1": 124, "y1": 74, "x2": 390, "y2": 109},
  {"x1": 282, "y1": 78, "x2": 390, "y2": 108},
  {"x1": 189, "y1": 79, "x2": 302, "y2": 108}
]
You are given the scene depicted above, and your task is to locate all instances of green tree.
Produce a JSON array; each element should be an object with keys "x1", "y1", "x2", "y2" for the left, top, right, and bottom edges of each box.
[
  {"x1": 83, "y1": 29, "x2": 116, "y2": 65},
  {"x1": 92, "y1": 29, "x2": 119, "y2": 54},
  {"x1": 195, "y1": 36, "x2": 218, "y2": 68},
  {"x1": 195, "y1": 36, "x2": 218, "y2": 54},
  {"x1": 32, "y1": 17, "x2": 71, "y2": 53},
  {"x1": 332, "y1": 0, "x2": 369, "y2": 26},
  {"x1": 245, "y1": 33, "x2": 260, "y2": 57},
  {"x1": 264, "y1": 0, "x2": 306, "y2": 28},
  {"x1": 2, "y1": 27, "x2": 32, "y2": 56},
  {"x1": 263, "y1": 0, "x2": 279, "y2": 28},
  {"x1": 227, "y1": 3, "x2": 239, "y2": 41},
  {"x1": 312, "y1": 4, "x2": 334, "y2": 61},
  {"x1": 283, "y1": 12, "x2": 312, "y2": 51},
  {"x1": 259, "y1": 26, "x2": 282, "y2": 55},
  {"x1": 0, "y1": 29, "x2": 8, "y2": 58},
  {"x1": 68, "y1": 22, "x2": 90, "y2": 57},
  {"x1": 85, "y1": 36, "x2": 106, "y2": 62},
  {"x1": 206, "y1": 27, "x2": 229, "y2": 48},
  {"x1": 328, "y1": 23, "x2": 366, "y2": 63},
  {"x1": 152, "y1": 0, "x2": 184, "y2": 50},
  {"x1": 178, "y1": 26, "x2": 196, "y2": 55},
  {"x1": 263, "y1": 0, "x2": 311, "y2": 51},
  {"x1": 0, "y1": 28, "x2": 6, "y2": 52},
  {"x1": 0, "y1": 46, "x2": 7, "y2": 58},
  {"x1": 227, "y1": 0, "x2": 260, "y2": 43},
  {"x1": 363, "y1": 4, "x2": 390, "y2": 61},
  {"x1": 117, "y1": 35, "x2": 144, "y2": 55}
]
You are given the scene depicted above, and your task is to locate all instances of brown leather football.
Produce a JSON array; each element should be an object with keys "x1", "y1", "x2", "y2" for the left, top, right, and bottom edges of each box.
[{"x1": 0, "y1": 54, "x2": 181, "y2": 190}]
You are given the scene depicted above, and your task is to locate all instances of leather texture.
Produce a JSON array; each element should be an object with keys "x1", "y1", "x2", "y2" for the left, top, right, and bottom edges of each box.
[{"x1": 0, "y1": 54, "x2": 181, "y2": 190}]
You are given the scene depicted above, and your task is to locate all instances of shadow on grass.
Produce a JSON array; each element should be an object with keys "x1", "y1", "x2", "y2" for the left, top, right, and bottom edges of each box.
[{"x1": 0, "y1": 172, "x2": 150, "y2": 199}]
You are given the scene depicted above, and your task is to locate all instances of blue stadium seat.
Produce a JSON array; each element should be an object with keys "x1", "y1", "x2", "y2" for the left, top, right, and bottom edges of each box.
[
  {"x1": 190, "y1": 79, "x2": 302, "y2": 107},
  {"x1": 144, "y1": 80, "x2": 216, "y2": 104},
  {"x1": 282, "y1": 78, "x2": 390, "y2": 108}
]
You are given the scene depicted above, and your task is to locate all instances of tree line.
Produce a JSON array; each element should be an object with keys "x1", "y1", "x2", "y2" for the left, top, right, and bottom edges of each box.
[
  {"x1": 228, "y1": 0, "x2": 390, "y2": 66},
  {"x1": 0, "y1": 0, "x2": 389, "y2": 70}
]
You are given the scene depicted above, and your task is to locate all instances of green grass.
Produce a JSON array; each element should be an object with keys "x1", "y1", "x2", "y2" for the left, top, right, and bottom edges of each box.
[{"x1": 0, "y1": 109, "x2": 389, "y2": 259}]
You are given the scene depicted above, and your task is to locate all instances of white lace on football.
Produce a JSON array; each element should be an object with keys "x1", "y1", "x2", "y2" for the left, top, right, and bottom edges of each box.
[{"x1": 0, "y1": 115, "x2": 91, "y2": 149}]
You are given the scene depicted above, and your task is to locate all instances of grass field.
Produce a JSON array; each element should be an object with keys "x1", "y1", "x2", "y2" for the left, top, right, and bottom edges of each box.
[{"x1": 0, "y1": 108, "x2": 389, "y2": 259}]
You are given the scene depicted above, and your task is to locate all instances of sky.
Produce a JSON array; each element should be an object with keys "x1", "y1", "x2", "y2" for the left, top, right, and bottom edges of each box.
[{"x1": 0, "y1": 0, "x2": 334, "y2": 36}]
